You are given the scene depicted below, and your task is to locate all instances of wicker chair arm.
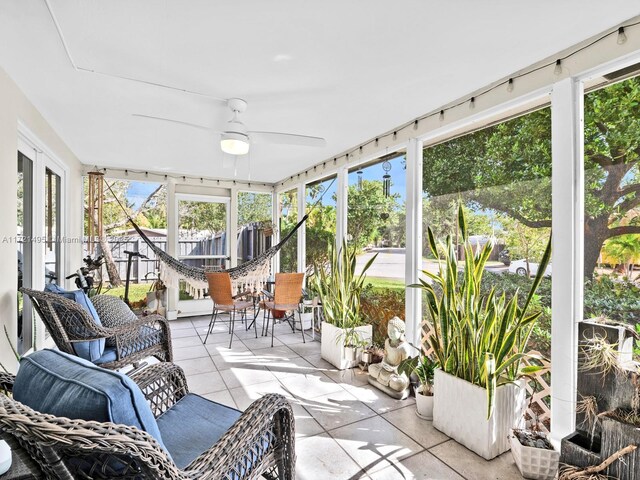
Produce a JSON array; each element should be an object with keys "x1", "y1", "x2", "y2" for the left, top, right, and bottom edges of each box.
[
  {"x1": 130, "y1": 363, "x2": 189, "y2": 417},
  {"x1": 0, "y1": 372, "x2": 15, "y2": 395},
  {"x1": 183, "y1": 393, "x2": 295, "y2": 479}
]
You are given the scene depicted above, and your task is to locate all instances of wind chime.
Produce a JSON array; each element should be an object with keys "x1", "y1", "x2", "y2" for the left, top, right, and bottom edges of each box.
[
  {"x1": 380, "y1": 160, "x2": 391, "y2": 220},
  {"x1": 86, "y1": 171, "x2": 105, "y2": 254},
  {"x1": 356, "y1": 169, "x2": 363, "y2": 190}
]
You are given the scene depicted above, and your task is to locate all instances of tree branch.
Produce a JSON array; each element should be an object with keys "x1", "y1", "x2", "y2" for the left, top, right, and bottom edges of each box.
[{"x1": 607, "y1": 225, "x2": 640, "y2": 238}]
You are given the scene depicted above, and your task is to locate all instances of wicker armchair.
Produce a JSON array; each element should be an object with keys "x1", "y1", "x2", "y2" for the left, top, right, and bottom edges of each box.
[
  {"x1": 0, "y1": 362, "x2": 296, "y2": 479},
  {"x1": 20, "y1": 287, "x2": 172, "y2": 370}
]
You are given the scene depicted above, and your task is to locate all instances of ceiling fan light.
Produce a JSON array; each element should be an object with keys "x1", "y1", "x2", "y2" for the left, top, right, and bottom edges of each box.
[{"x1": 220, "y1": 132, "x2": 250, "y2": 155}]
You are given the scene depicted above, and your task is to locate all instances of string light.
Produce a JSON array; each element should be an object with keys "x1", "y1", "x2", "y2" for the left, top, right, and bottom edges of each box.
[
  {"x1": 439, "y1": 110, "x2": 444, "y2": 121},
  {"x1": 507, "y1": 78, "x2": 514, "y2": 93},
  {"x1": 617, "y1": 26, "x2": 628, "y2": 45},
  {"x1": 413, "y1": 120, "x2": 418, "y2": 130},
  {"x1": 469, "y1": 97, "x2": 475, "y2": 109},
  {"x1": 554, "y1": 59, "x2": 563, "y2": 75}
]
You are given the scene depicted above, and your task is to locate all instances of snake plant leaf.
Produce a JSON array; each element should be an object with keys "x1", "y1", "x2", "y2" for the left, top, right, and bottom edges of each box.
[
  {"x1": 485, "y1": 352, "x2": 496, "y2": 418},
  {"x1": 458, "y1": 204, "x2": 468, "y2": 241}
]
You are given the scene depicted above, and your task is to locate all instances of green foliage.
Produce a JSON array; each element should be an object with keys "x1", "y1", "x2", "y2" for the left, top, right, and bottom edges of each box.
[
  {"x1": 584, "y1": 276, "x2": 640, "y2": 323},
  {"x1": 313, "y1": 240, "x2": 377, "y2": 335},
  {"x1": 399, "y1": 355, "x2": 436, "y2": 394},
  {"x1": 634, "y1": 324, "x2": 640, "y2": 359},
  {"x1": 305, "y1": 204, "x2": 337, "y2": 268},
  {"x1": 279, "y1": 189, "x2": 298, "y2": 272},
  {"x1": 360, "y1": 285, "x2": 406, "y2": 346},
  {"x1": 238, "y1": 192, "x2": 272, "y2": 226},
  {"x1": 347, "y1": 180, "x2": 400, "y2": 250},
  {"x1": 411, "y1": 205, "x2": 550, "y2": 418},
  {"x1": 178, "y1": 200, "x2": 226, "y2": 235}
]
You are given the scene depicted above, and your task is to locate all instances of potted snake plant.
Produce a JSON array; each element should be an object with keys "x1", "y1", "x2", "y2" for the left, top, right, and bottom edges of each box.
[
  {"x1": 400, "y1": 354, "x2": 436, "y2": 419},
  {"x1": 410, "y1": 205, "x2": 550, "y2": 460},
  {"x1": 313, "y1": 240, "x2": 377, "y2": 370}
]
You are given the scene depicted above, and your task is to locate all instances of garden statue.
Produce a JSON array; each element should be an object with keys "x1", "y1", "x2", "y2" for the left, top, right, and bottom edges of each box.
[{"x1": 368, "y1": 316, "x2": 411, "y2": 399}]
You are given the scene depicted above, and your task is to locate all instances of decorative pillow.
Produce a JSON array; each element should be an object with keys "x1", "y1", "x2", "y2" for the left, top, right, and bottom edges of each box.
[
  {"x1": 91, "y1": 295, "x2": 139, "y2": 347},
  {"x1": 13, "y1": 349, "x2": 166, "y2": 453},
  {"x1": 44, "y1": 284, "x2": 105, "y2": 362}
]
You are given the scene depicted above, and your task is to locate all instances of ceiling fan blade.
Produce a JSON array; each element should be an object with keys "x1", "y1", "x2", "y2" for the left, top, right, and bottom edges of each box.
[
  {"x1": 249, "y1": 131, "x2": 326, "y2": 147},
  {"x1": 132, "y1": 113, "x2": 213, "y2": 131}
]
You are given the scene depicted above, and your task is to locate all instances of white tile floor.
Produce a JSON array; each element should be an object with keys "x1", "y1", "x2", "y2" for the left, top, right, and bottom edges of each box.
[{"x1": 169, "y1": 315, "x2": 525, "y2": 480}]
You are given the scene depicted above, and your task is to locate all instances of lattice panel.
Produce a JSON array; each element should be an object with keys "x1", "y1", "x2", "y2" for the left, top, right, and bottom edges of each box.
[{"x1": 421, "y1": 320, "x2": 551, "y2": 433}]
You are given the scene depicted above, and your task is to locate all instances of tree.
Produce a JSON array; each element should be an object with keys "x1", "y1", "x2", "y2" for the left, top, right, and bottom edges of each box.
[
  {"x1": 347, "y1": 180, "x2": 399, "y2": 250},
  {"x1": 423, "y1": 76, "x2": 640, "y2": 278},
  {"x1": 603, "y1": 234, "x2": 640, "y2": 280},
  {"x1": 500, "y1": 215, "x2": 551, "y2": 275},
  {"x1": 178, "y1": 201, "x2": 226, "y2": 235},
  {"x1": 238, "y1": 192, "x2": 272, "y2": 226},
  {"x1": 84, "y1": 179, "x2": 166, "y2": 287}
]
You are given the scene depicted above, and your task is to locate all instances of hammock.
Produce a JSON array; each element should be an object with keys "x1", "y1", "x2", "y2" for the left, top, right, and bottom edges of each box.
[{"x1": 130, "y1": 215, "x2": 307, "y2": 298}]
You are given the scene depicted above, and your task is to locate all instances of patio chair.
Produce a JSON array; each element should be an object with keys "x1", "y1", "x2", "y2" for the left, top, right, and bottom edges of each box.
[
  {"x1": 204, "y1": 272, "x2": 254, "y2": 348},
  {"x1": 19, "y1": 287, "x2": 172, "y2": 370},
  {"x1": 0, "y1": 349, "x2": 295, "y2": 480},
  {"x1": 263, "y1": 273, "x2": 306, "y2": 347}
]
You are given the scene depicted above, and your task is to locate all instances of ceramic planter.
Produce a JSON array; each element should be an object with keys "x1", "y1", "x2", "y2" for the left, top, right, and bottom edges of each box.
[
  {"x1": 415, "y1": 385, "x2": 434, "y2": 420},
  {"x1": 299, "y1": 312, "x2": 313, "y2": 330},
  {"x1": 321, "y1": 322, "x2": 372, "y2": 370},
  {"x1": 146, "y1": 290, "x2": 167, "y2": 316},
  {"x1": 510, "y1": 431, "x2": 559, "y2": 480},
  {"x1": 0, "y1": 440, "x2": 11, "y2": 475},
  {"x1": 433, "y1": 369, "x2": 526, "y2": 460}
]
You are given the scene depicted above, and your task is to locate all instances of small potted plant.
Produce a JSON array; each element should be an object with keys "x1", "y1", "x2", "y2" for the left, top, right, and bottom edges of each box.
[
  {"x1": 510, "y1": 383, "x2": 559, "y2": 480},
  {"x1": 399, "y1": 354, "x2": 436, "y2": 419}
]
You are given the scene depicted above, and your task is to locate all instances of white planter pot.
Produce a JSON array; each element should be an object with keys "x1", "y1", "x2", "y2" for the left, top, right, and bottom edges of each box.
[
  {"x1": 299, "y1": 312, "x2": 313, "y2": 330},
  {"x1": 415, "y1": 386, "x2": 434, "y2": 420},
  {"x1": 321, "y1": 322, "x2": 372, "y2": 370},
  {"x1": 510, "y1": 431, "x2": 559, "y2": 480},
  {"x1": 0, "y1": 440, "x2": 11, "y2": 475},
  {"x1": 146, "y1": 290, "x2": 167, "y2": 314},
  {"x1": 433, "y1": 369, "x2": 526, "y2": 460}
]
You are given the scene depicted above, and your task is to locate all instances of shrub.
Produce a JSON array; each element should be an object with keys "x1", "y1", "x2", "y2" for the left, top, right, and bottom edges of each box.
[{"x1": 360, "y1": 285, "x2": 406, "y2": 346}]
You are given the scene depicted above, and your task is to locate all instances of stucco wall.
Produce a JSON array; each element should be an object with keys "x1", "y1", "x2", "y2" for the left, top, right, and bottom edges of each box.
[{"x1": 0, "y1": 66, "x2": 84, "y2": 373}]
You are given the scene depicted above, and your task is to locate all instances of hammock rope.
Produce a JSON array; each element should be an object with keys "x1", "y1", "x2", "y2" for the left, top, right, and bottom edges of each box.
[{"x1": 103, "y1": 178, "x2": 334, "y2": 297}]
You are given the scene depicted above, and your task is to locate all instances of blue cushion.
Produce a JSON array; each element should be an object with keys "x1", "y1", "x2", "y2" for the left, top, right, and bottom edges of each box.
[
  {"x1": 157, "y1": 394, "x2": 242, "y2": 469},
  {"x1": 13, "y1": 349, "x2": 166, "y2": 452},
  {"x1": 45, "y1": 284, "x2": 106, "y2": 362},
  {"x1": 94, "y1": 346, "x2": 117, "y2": 365}
]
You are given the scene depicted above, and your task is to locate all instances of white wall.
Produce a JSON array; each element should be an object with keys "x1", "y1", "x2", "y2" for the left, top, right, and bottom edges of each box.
[{"x1": 0, "y1": 66, "x2": 84, "y2": 373}]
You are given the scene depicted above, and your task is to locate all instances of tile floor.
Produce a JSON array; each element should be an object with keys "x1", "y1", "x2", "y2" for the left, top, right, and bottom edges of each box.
[{"x1": 169, "y1": 315, "x2": 525, "y2": 480}]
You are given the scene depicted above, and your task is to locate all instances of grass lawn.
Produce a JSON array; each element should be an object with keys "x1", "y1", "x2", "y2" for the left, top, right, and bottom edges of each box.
[
  {"x1": 100, "y1": 283, "x2": 152, "y2": 303},
  {"x1": 366, "y1": 276, "x2": 406, "y2": 291}
]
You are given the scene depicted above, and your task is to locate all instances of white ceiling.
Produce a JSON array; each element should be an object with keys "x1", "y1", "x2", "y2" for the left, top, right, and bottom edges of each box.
[{"x1": 0, "y1": 1, "x2": 638, "y2": 183}]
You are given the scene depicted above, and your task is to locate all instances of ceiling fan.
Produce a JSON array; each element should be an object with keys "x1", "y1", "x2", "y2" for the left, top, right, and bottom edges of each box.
[{"x1": 133, "y1": 98, "x2": 326, "y2": 155}]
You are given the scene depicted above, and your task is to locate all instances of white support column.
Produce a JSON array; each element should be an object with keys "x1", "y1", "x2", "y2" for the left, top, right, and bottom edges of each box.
[
  {"x1": 297, "y1": 184, "x2": 306, "y2": 273},
  {"x1": 335, "y1": 166, "x2": 349, "y2": 249},
  {"x1": 166, "y1": 178, "x2": 178, "y2": 320},
  {"x1": 230, "y1": 186, "x2": 239, "y2": 268},
  {"x1": 550, "y1": 78, "x2": 584, "y2": 445},
  {"x1": 404, "y1": 138, "x2": 423, "y2": 348},
  {"x1": 272, "y1": 190, "x2": 280, "y2": 274}
]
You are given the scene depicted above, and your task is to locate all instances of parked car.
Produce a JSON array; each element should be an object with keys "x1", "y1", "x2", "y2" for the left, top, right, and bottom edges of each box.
[{"x1": 508, "y1": 259, "x2": 552, "y2": 277}]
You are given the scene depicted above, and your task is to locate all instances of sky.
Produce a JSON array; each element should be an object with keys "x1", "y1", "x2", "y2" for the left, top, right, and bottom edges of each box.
[{"x1": 127, "y1": 181, "x2": 161, "y2": 209}]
